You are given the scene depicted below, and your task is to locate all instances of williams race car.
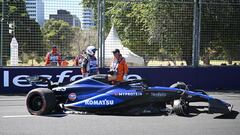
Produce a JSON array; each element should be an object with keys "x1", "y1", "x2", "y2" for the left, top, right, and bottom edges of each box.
[{"x1": 25, "y1": 74, "x2": 233, "y2": 116}]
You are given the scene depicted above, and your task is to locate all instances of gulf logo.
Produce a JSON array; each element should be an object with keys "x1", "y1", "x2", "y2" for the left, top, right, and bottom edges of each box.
[{"x1": 68, "y1": 93, "x2": 77, "y2": 101}]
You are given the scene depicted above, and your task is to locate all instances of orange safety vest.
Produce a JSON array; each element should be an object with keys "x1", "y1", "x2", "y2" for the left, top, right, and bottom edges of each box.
[
  {"x1": 110, "y1": 57, "x2": 128, "y2": 81},
  {"x1": 45, "y1": 52, "x2": 62, "y2": 66}
]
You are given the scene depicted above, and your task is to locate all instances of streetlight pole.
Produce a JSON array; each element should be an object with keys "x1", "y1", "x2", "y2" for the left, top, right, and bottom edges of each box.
[{"x1": 0, "y1": 0, "x2": 4, "y2": 66}]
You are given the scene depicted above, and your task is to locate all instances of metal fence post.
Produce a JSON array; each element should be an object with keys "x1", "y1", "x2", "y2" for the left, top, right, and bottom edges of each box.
[
  {"x1": 97, "y1": 0, "x2": 101, "y2": 67},
  {"x1": 192, "y1": 0, "x2": 201, "y2": 67},
  {"x1": 0, "y1": 0, "x2": 4, "y2": 66},
  {"x1": 101, "y1": 0, "x2": 105, "y2": 67},
  {"x1": 97, "y1": 0, "x2": 105, "y2": 68},
  {"x1": 99, "y1": 0, "x2": 103, "y2": 68}
]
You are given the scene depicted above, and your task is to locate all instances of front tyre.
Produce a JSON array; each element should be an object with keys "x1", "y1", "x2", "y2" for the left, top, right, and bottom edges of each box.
[
  {"x1": 26, "y1": 88, "x2": 56, "y2": 115},
  {"x1": 173, "y1": 99, "x2": 189, "y2": 116}
]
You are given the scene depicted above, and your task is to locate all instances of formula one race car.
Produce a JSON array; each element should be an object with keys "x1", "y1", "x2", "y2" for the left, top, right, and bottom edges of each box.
[{"x1": 25, "y1": 74, "x2": 233, "y2": 116}]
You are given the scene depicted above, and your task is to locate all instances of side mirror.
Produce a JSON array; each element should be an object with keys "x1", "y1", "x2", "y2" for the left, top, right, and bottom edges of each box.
[{"x1": 25, "y1": 76, "x2": 52, "y2": 88}]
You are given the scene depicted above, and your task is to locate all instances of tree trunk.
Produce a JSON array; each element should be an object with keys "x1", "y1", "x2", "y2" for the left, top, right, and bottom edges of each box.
[{"x1": 227, "y1": 57, "x2": 232, "y2": 65}]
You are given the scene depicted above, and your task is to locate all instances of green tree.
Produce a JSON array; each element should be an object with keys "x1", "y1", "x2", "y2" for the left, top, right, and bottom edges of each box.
[
  {"x1": 42, "y1": 19, "x2": 75, "y2": 55},
  {"x1": 83, "y1": 0, "x2": 192, "y2": 65},
  {"x1": 83, "y1": 0, "x2": 240, "y2": 66},
  {"x1": 0, "y1": 0, "x2": 44, "y2": 65},
  {"x1": 70, "y1": 28, "x2": 97, "y2": 56},
  {"x1": 201, "y1": 2, "x2": 240, "y2": 65},
  {"x1": 132, "y1": 1, "x2": 193, "y2": 64},
  {"x1": 82, "y1": 1, "x2": 150, "y2": 64},
  {"x1": 106, "y1": 2, "x2": 149, "y2": 61}
]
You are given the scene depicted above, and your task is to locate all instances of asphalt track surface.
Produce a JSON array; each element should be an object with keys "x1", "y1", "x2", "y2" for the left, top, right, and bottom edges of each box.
[{"x1": 0, "y1": 92, "x2": 240, "y2": 135}]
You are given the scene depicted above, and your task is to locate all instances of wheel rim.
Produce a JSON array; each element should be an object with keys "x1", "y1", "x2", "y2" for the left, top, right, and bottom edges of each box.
[{"x1": 29, "y1": 95, "x2": 43, "y2": 111}]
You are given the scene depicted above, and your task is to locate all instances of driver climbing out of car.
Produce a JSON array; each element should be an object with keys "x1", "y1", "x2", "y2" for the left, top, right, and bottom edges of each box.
[
  {"x1": 81, "y1": 46, "x2": 99, "y2": 78},
  {"x1": 108, "y1": 49, "x2": 128, "y2": 84}
]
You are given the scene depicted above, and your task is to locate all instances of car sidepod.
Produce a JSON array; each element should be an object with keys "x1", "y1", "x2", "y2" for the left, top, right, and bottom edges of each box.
[{"x1": 64, "y1": 88, "x2": 144, "y2": 111}]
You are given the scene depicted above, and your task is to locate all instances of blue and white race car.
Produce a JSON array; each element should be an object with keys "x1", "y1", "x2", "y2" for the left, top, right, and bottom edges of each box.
[{"x1": 25, "y1": 74, "x2": 233, "y2": 116}]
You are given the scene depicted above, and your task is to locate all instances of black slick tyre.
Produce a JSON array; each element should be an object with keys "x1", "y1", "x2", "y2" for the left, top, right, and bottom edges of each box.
[
  {"x1": 173, "y1": 99, "x2": 189, "y2": 116},
  {"x1": 26, "y1": 88, "x2": 56, "y2": 115}
]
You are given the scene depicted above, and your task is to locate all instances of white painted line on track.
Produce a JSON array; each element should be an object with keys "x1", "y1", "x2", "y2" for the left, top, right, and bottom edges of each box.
[
  {"x1": 2, "y1": 113, "x2": 68, "y2": 118},
  {"x1": 2, "y1": 115, "x2": 33, "y2": 118}
]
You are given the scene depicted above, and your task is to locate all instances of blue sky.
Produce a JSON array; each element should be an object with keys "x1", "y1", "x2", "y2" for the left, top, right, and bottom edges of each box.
[{"x1": 43, "y1": 0, "x2": 84, "y2": 20}]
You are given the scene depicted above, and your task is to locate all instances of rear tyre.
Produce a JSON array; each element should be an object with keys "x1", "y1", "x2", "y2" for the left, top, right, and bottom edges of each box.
[
  {"x1": 173, "y1": 99, "x2": 189, "y2": 116},
  {"x1": 26, "y1": 88, "x2": 56, "y2": 115}
]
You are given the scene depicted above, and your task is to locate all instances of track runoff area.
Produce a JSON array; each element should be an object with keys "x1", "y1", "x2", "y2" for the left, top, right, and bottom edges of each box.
[{"x1": 0, "y1": 92, "x2": 239, "y2": 135}]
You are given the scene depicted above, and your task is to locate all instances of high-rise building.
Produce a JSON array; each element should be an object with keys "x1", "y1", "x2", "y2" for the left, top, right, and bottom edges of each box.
[
  {"x1": 49, "y1": 10, "x2": 81, "y2": 27},
  {"x1": 43, "y1": 0, "x2": 95, "y2": 30},
  {"x1": 25, "y1": 0, "x2": 44, "y2": 27},
  {"x1": 80, "y1": 8, "x2": 95, "y2": 30}
]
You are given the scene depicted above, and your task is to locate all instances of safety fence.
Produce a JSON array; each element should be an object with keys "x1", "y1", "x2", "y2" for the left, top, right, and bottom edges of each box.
[{"x1": 0, "y1": 0, "x2": 240, "y2": 67}]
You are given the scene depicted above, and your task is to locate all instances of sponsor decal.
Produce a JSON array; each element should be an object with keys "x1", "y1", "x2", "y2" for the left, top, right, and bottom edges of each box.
[
  {"x1": 52, "y1": 87, "x2": 67, "y2": 92},
  {"x1": 3, "y1": 70, "x2": 82, "y2": 88},
  {"x1": 85, "y1": 99, "x2": 114, "y2": 106},
  {"x1": 68, "y1": 93, "x2": 77, "y2": 101},
  {"x1": 115, "y1": 92, "x2": 142, "y2": 96},
  {"x1": 2, "y1": 70, "x2": 142, "y2": 88},
  {"x1": 151, "y1": 92, "x2": 166, "y2": 97}
]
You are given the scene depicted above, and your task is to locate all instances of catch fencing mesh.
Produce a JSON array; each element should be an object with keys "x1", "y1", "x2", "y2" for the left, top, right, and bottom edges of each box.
[{"x1": 0, "y1": 0, "x2": 240, "y2": 66}]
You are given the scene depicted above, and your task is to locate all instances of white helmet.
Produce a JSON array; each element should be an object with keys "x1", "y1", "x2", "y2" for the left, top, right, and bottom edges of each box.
[{"x1": 86, "y1": 46, "x2": 97, "y2": 56}]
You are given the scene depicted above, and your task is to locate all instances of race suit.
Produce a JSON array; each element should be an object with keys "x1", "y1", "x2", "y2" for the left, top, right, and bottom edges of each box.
[{"x1": 81, "y1": 55, "x2": 99, "y2": 77}]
